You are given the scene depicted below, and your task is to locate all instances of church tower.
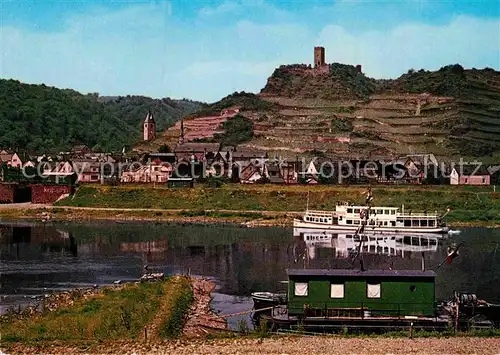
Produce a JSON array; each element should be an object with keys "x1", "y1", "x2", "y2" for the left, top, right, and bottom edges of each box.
[{"x1": 143, "y1": 110, "x2": 156, "y2": 141}]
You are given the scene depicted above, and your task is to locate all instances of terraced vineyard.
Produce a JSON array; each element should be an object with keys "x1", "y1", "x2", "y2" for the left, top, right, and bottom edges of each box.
[{"x1": 140, "y1": 64, "x2": 500, "y2": 160}]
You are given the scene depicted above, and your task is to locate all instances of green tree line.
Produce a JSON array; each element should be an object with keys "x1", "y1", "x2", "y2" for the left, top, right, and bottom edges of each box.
[{"x1": 0, "y1": 79, "x2": 202, "y2": 153}]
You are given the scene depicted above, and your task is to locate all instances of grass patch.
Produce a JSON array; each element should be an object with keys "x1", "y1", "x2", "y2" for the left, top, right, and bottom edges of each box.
[
  {"x1": 0, "y1": 277, "x2": 194, "y2": 342},
  {"x1": 55, "y1": 184, "x2": 500, "y2": 226},
  {"x1": 158, "y1": 277, "x2": 193, "y2": 339}
]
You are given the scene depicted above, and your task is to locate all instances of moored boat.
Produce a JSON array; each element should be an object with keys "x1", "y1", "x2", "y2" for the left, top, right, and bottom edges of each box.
[
  {"x1": 251, "y1": 291, "x2": 287, "y2": 309},
  {"x1": 293, "y1": 202, "x2": 449, "y2": 234}
]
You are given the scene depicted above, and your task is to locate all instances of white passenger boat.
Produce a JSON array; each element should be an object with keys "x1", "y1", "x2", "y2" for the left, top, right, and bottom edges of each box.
[{"x1": 293, "y1": 202, "x2": 449, "y2": 234}]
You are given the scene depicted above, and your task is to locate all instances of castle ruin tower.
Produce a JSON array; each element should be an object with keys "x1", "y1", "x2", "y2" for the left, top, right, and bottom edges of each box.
[
  {"x1": 143, "y1": 110, "x2": 156, "y2": 141},
  {"x1": 314, "y1": 46, "x2": 325, "y2": 68}
]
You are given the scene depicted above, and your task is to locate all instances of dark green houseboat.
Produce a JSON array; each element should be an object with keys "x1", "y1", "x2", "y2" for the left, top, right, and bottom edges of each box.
[{"x1": 265, "y1": 268, "x2": 449, "y2": 332}]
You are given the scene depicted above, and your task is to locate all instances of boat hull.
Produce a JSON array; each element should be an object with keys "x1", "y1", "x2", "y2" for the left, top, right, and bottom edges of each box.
[
  {"x1": 252, "y1": 292, "x2": 287, "y2": 309},
  {"x1": 293, "y1": 219, "x2": 449, "y2": 234}
]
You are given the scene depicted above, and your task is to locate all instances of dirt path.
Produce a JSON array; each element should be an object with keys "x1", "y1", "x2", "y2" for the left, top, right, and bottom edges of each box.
[
  {"x1": 4, "y1": 336, "x2": 500, "y2": 354},
  {"x1": 139, "y1": 277, "x2": 181, "y2": 342}
]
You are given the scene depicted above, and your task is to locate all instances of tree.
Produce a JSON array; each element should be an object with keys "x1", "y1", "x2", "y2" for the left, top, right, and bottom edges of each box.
[{"x1": 158, "y1": 145, "x2": 171, "y2": 153}]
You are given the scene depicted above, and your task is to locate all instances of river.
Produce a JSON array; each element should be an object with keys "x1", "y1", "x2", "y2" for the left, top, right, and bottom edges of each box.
[{"x1": 1, "y1": 221, "x2": 499, "y2": 329}]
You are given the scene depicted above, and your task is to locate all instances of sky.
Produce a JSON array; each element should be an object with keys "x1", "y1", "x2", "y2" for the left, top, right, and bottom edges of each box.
[{"x1": 1, "y1": 0, "x2": 499, "y2": 102}]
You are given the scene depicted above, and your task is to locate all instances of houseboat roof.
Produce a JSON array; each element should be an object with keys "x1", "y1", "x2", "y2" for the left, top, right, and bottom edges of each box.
[{"x1": 287, "y1": 269, "x2": 436, "y2": 278}]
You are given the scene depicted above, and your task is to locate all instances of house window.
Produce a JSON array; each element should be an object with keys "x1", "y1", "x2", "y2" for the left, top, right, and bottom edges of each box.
[
  {"x1": 330, "y1": 283, "x2": 344, "y2": 298},
  {"x1": 90, "y1": 175, "x2": 99, "y2": 180},
  {"x1": 465, "y1": 178, "x2": 468, "y2": 183},
  {"x1": 367, "y1": 283, "x2": 381, "y2": 298},
  {"x1": 294, "y1": 282, "x2": 308, "y2": 296},
  {"x1": 482, "y1": 177, "x2": 486, "y2": 184}
]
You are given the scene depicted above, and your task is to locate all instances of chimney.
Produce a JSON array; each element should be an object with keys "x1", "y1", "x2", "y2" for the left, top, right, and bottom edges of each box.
[{"x1": 356, "y1": 64, "x2": 362, "y2": 73}]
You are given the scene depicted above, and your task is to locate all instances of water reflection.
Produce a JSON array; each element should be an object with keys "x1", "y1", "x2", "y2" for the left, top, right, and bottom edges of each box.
[{"x1": 1, "y1": 222, "x2": 499, "y2": 319}]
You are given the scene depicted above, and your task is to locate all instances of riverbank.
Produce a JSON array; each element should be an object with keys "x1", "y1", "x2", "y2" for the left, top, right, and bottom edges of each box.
[
  {"x1": 0, "y1": 183, "x2": 499, "y2": 227},
  {"x1": 0, "y1": 275, "x2": 195, "y2": 343},
  {"x1": 4, "y1": 335, "x2": 500, "y2": 354}
]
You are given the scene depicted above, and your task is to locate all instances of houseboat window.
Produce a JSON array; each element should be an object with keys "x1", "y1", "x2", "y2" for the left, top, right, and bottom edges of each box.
[
  {"x1": 347, "y1": 208, "x2": 353, "y2": 213},
  {"x1": 294, "y1": 282, "x2": 308, "y2": 296},
  {"x1": 376, "y1": 209, "x2": 382, "y2": 214},
  {"x1": 409, "y1": 285, "x2": 416, "y2": 292},
  {"x1": 420, "y1": 220, "x2": 428, "y2": 227},
  {"x1": 330, "y1": 283, "x2": 344, "y2": 298},
  {"x1": 367, "y1": 283, "x2": 381, "y2": 298},
  {"x1": 346, "y1": 220, "x2": 352, "y2": 225},
  {"x1": 429, "y1": 220, "x2": 435, "y2": 227}
]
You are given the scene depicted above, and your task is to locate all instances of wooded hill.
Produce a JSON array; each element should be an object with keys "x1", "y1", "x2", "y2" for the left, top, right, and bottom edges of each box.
[{"x1": 0, "y1": 79, "x2": 202, "y2": 153}]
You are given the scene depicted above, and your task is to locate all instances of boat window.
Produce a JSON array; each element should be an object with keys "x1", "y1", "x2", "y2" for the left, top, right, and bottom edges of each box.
[
  {"x1": 384, "y1": 210, "x2": 390, "y2": 215},
  {"x1": 347, "y1": 208, "x2": 353, "y2": 214},
  {"x1": 369, "y1": 220, "x2": 375, "y2": 225},
  {"x1": 404, "y1": 220, "x2": 411, "y2": 227},
  {"x1": 412, "y1": 220, "x2": 419, "y2": 227},
  {"x1": 346, "y1": 220, "x2": 352, "y2": 225},
  {"x1": 305, "y1": 217, "x2": 309, "y2": 221},
  {"x1": 397, "y1": 217, "x2": 403, "y2": 222},
  {"x1": 294, "y1": 282, "x2": 308, "y2": 296},
  {"x1": 429, "y1": 220, "x2": 435, "y2": 227},
  {"x1": 330, "y1": 283, "x2": 344, "y2": 298},
  {"x1": 390, "y1": 210, "x2": 396, "y2": 215},
  {"x1": 354, "y1": 208, "x2": 360, "y2": 214},
  {"x1": 391, "y1": 221, "x2": 396, "y2": 227},
  {"x1": 354, "y1": 220, "x2": 360, "y2": 225},
  {"x1": 339, "y1": 216, "x2": 342, "y2": 221},
  {"x1": 376, "y1": 209, "x2": 382, "y2": 214},
  {"x1": 384, "y1": 221, "x2": 388, "y2": 226},
  {"x1": 367, "y1": 283, "x2": 381, "y2": 298},
  {"x1": 421, "y1": 220, "x2": 428, "y2": 227}
]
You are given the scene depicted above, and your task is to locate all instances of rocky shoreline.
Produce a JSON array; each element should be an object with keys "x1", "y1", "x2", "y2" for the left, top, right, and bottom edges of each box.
[{"x1": 183, "y1": 278, "x2": 228, "y2": 337}]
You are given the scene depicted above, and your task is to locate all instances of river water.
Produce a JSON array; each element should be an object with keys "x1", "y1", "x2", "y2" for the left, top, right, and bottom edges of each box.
[{"x1": 1, "y1": 221, "x2": 499, "y2": 329}]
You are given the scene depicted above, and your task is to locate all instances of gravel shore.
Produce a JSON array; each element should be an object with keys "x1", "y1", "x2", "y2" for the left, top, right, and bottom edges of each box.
[{"x1": 4, "y1": 336, "x2": 500, "y2": 354}]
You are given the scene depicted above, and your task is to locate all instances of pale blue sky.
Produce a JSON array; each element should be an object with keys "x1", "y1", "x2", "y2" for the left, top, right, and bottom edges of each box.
[{"x1": 1, "y1": 0, "x2": 499, "y2": 102}]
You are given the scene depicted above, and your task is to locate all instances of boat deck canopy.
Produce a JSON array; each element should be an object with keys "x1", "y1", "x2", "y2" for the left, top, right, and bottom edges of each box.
[{"x1": 286, "y1": 269, "x2": 436, "y2": 278}]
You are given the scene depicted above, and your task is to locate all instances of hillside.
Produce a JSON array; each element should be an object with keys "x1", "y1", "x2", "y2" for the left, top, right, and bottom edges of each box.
[
  {"x1": 0, "y1": 79, "x2": 202, "y2": 153},
  {"x1": 147, "y1": 63, "x2": 499, "y2": 160}
]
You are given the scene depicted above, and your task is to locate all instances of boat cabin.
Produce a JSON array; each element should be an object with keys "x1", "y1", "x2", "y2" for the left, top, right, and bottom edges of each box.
[{"x1": 287, "y1": 269, "x2": 436, "y2": 318}]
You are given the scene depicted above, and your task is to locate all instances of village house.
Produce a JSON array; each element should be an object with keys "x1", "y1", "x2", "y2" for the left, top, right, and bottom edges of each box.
[
  {"x1": 450, "y1": 164, "x2": 490, "y2": 185},
  {"x1": 174, "y1": 142, "x2": 220, "y2": 162},
  {"x1": 403, "y1": 154, "x2": 439, "y2": 184},
  {"x1": 120, "y1": 162, "x2": 172, "y2": 183},
  {"x1": 239, "y1": 161, "x2": 268, "y2": 184},
  {"x1": 487, "y1": 165, "x2": 500, "y2": 185},
  {"x1": 0, "y1": 150, "x2": 23, "y2": 168}
]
